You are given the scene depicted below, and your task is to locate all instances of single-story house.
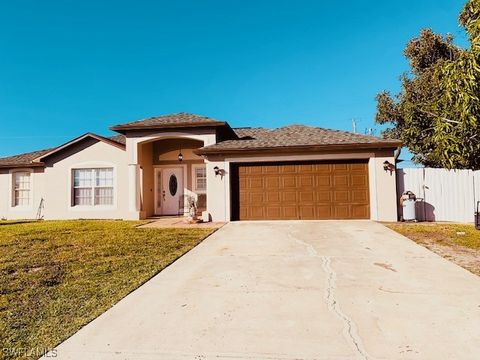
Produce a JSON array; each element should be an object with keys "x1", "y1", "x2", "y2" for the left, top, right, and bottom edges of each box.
[{"x1": 0, "y1": 113, "x2": 402, "y2": 222}]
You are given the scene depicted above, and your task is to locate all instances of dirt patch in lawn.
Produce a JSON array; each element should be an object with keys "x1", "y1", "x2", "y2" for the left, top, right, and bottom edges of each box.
[{"x1": 387, "y1": 223, "x2": 480, "y2": 276}]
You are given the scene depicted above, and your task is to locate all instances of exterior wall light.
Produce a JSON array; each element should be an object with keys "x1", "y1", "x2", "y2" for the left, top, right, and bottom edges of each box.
[
  {"x1": 214, "y1": 166, "x2": 226, "y2": 178},
  {"x1": 383, "y1": 160, "x2": 395, "y2": 173},
  {"x1": 178, "y1": 150, "x2": 183, "y2": 162}
]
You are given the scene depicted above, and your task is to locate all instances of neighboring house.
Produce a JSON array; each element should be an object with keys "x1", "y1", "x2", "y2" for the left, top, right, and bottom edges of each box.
[{"x1": 0, "y1": 113, "x2": 401, "y2": 222}]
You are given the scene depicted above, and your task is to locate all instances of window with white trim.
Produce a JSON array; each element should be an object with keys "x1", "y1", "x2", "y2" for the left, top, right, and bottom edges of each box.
[
  {"x1": 193, "y1": 165, "x2": 206, "y2": 192},
  {"x1": 13, "y1": 171, "x2": 31, "y2": 207},
  {"x1": 73, "y1": 168, "x2": 114, "y2": 206}
]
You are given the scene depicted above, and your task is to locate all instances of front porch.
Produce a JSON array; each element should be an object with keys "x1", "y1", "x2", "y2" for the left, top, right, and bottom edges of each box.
[{"x1": 137, "y1": 137, "x2": 207, "y2": 219}]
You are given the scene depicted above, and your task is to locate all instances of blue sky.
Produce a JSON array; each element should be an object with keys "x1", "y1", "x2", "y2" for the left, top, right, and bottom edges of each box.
[{"x1": 0, "y1": 0, "x2": 468, "y2": 162}]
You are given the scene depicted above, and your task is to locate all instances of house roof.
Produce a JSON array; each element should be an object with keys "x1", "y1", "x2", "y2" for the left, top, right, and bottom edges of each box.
[
  {"x1": 0, "y1": 117, "x2": 401, "y2": 167},
  {"x1": 0, "y1": 134, "x2": 126, "y2": 168},
  {"x1": 0, "y1": 148, "x2": 55, "y2": 169},
  {"x1": 109, "y1": 134, "x2": 126, "y2": 145},
  {"x1": 32, "y1": 133, "x2": 125, "y2": 162},
  {"x1": 110, "y1": 113, "x2": 227, "y2": 132},
  {"x1": 197, "y1": 125, "x2": 402, "y2": 154}
]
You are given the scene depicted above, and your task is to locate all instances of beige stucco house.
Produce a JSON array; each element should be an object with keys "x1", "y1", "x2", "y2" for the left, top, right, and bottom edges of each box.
[{"x1": 0, "y1": 113, "x2": 402, "y2": 222}]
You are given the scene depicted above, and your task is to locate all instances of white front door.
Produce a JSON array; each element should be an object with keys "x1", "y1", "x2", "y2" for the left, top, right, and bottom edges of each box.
[{"x1": 155, "y1": 167, "x2": 183, "y2": 215}]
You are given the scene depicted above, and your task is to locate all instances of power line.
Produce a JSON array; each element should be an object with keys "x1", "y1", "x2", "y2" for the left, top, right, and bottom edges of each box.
[{"x1": 0, "y1": 135, "x2": 79, "y2": 139}]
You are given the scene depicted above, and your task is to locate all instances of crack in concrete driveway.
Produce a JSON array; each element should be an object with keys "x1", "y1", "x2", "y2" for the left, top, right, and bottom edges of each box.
[
  {"x1": 321, "y1": 256, "x2": 370, "y2": 360},
  {"x1": 290, "y1": 228, "x2": 369, "y2": 360}
]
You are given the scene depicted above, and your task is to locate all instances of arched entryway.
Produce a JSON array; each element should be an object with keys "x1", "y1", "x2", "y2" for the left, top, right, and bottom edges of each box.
[{"x1": 137, "y1": 137, "x2": 206, "y2": 218}]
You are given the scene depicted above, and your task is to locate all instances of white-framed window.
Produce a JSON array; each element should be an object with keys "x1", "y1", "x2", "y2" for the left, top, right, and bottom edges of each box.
[
  {"x1": 73, "y1": 168, "x2": 114, "y2": 206},
  {"x1": 12, "y1": 171, "x2": 31, "y2": 207},
  {"x1": 192, "y1": 165, "x2": 207, "y2": 192}
]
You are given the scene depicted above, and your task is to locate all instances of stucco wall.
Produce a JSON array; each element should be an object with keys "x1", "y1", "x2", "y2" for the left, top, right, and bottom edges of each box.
[
  {"x1": 0, "y1": 167, "x2": 45, "y2": 220},
  {"x1": 205, "y1": 150, "x2": 398, "y2": 222},
  {"x1": 206, "y1": 160, "x2": 230, "y2": 222},
  {"x1": 139, "y1": 142, "x2": 154, "y2": 218},
  {"x1": 0, "y1": 140, "x2": 134, "y2": 220},
  {"x1": 368, "y1": 155, "x2": 398, "y2": 222}
]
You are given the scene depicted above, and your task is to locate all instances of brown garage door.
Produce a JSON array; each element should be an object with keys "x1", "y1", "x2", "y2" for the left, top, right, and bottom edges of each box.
[{"x1": 231, "y1": 161, "x2": 370, "y2": 220}]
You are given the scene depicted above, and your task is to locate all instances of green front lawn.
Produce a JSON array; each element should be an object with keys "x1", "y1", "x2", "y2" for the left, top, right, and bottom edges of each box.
[
  {"x1": 387, "y1": 223, "x2": 480, "y2": 250},
  {"x1": 387, "y1": 223, "x2": 480, "y2": 276},
  {"x1": 0, "y1": 220, "x2": 214, "y2": 359}
]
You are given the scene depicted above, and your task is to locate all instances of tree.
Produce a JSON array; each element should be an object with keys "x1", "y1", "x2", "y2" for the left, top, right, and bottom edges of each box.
[{"x1": 375, "y1": 0, "x2": 480, "y2": 170}]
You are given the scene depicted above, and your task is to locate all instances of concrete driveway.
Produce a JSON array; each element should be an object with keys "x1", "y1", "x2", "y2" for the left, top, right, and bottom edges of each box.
[{"x1": 50, "y1": 221, "x2": 480, "y2": 360}]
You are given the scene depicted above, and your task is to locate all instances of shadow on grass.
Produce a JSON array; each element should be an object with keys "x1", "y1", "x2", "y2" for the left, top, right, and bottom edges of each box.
[{"x1": 0, "y1": 220, "x2": 40, "y2": 226}]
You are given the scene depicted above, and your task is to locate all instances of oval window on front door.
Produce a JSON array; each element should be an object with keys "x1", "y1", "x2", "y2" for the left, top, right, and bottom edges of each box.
[{"x1": 169, "y1": 174, "x2": 178, "y2": 196}]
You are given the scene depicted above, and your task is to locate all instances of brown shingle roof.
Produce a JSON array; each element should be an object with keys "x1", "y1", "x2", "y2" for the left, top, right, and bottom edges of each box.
[
  {"x1": 110, "y1": 113, "x2": 226, "y2": 132},
  {"x1": 109, "y1": 134, "x2": 126, "y2": 145},
  {"x1": 0, "y1": 134, "x2": 126, "y2": 168},
  {"x1": 233, "y1": 127, "x2": 272, "y2": 139},
  {"x1": 198, "y1": 125, "x2": 401, "y2": 154},
  {"x1": 0, "y1": 148, "x2": 54, "y2": 168}
]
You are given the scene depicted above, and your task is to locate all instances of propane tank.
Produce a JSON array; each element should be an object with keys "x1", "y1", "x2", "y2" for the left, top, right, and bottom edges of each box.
[{"x1": 400, "y1": 191, "x2": 417, "y2": 221}]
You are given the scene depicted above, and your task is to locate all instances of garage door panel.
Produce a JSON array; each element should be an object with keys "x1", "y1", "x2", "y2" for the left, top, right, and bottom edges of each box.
[
  {"x1": 351, "y1": 163, "x2": 367, "y2": 171},
  {"x1": 266, "y1": 192, "x2": 281, "y2": 202},
  {"x1": 333, "y1": 163, "x2": 348, "y2": 171},
  {"x1": 352, "y1": 205, "x2": 369, "y2": 218},
  {"x1": 282, "y1": 191, "x2": 297, "y2": 202},
  {"x1": 239, "y1": 207, "x2": 248, "y2": 219},
  {"x1": 264, "y1": 165, "x2": 279, "y2": 173},
  {"x1": 249, "y1": 166, "x2": 263, "y2": 174},
  {"x1": 266, "y1": 207, "x2": 281, "y2": 218},
  {"x1": 317, "y1": 205, "x2": 333, "y2": 218},
  {"x1": 236, "y1": 161, "x2": 369, "y2": 220},
  {"x1": 250, "y1": 192, "x2": 264, "y2": 203},
  {"x1": 281, "y1": 165, "x2": 296, "y2": 173},
  {"x1": 299, "y1": 164, "x2": 314, "y2": 172},
  {"x1": 317, "y1": 191, "x2": 331, "y2": 202},
  {"x1": 299, "y1": 206, "x2": 315, "y2": 219},
  {"x1": 282, "y1": 206, "x2": 298, "y2": 218},
  {"x1": 333, "y1": 175, "x2": 348, "y2": 187},
  {"x1": 299, "y1": 175, "x2": 314, "y2": 187},
  {"x1": 250, "y1": 207, "x2": 265, "y2": 218},
  {"x1": 334, "y1": 205, "x2": 349, "y2": 218},
  {"x1": 299, "y1": 191, "x2": 315, "y2": 202},
  {"x1": 282, "y1": 177, "x2": 296, "y2": 188},
  {"x1": 351, "y1": 174, "x2": 368, "y2": 187},
  {"x1": 334, "y1": 190, "x2": 349, "y2": 202},
  {"x1": 249, "y1": 178, "x2": 263, "y2": 189},
  {"x1": 266, "y1": 176, "x2": 280, "y2": 188},
  {"x1": 316, "y1": 175, "x2": 331, "y2": 187},
  {"x1": 352, "y1": 190, "x2": 368, "y2": 202},
  {"x1": 240, "y1": 192, "x2": 248, "y2": 202},
  {"x1": 314, "y1": 164, "x2": 331, "y2": 173}
]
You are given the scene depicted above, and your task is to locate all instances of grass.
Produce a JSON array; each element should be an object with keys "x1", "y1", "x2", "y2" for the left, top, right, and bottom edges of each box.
[
  {"x1": 387, "y1": 223, "x2": 480, "y2": 250},
  {"x1": 387, "y1": 223, "x2": 480, "y2": 276},
  {"x1": 0, "y1": 220, "x2": 214, "y2": 360}
]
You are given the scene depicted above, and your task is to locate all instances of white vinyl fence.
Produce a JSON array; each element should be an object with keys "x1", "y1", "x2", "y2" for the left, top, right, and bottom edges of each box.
[{"x1": 397, "y1": 168, "x2": 480, "y2": 223}]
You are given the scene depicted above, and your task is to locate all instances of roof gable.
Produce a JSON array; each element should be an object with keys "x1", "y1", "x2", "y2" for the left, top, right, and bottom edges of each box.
[
  {"x1": 0, "y1": 133, "x2": 125, "y2": 168},
  {"x1": 33, "y1": 133, "x2": 125, "y2": 162}
]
